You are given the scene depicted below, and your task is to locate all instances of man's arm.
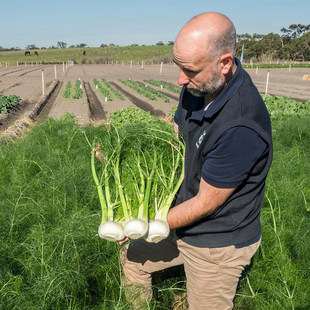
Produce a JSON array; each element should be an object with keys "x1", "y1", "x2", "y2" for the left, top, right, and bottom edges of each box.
[{"x1": 167, "y1": 177, "x2": 236, "y2": 230}]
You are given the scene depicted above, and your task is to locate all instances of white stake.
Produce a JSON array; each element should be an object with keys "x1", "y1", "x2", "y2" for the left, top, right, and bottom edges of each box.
[
  {"x1": 265, "y1": 70, "x2": 270, "y2": 95},
  {"x1": 256, "y1": 65, "x2": 258, "y2": 75},
  {"x1": 42, "y1": 70, "x2": 45, "y2": 96},
  {"x1": 54, "y1": 65, "x2": 57, "y2": 80},
  {"x1": 141, "y1": 60, "x2": 144, "y2": 70},
  {"x1": 160, "y1": 62, "x2": 163, "y2": 73},
  {"x1": 17, "y1": 61, "x2": 19, "y2": 67}
]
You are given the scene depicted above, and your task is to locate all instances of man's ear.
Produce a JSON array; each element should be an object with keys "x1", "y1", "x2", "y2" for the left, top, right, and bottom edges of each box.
[{"x1": 220, "y1": 53, "x2": 234, "y2": 74}]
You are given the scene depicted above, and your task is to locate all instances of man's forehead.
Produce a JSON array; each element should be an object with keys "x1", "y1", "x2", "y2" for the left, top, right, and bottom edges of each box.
[{"x1": 173, "y1": 42, "x2": 209, "y2": 66}]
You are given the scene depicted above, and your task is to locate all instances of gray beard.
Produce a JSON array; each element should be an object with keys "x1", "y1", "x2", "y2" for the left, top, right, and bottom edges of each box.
[{"x1": 186, "y1": 76, "x2": 224, "y2": 97}]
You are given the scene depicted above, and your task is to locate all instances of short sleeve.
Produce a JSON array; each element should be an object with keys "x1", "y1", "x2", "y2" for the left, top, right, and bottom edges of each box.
[{"x1": 201, "y1": 126, "x2": 267, "y2": 188}]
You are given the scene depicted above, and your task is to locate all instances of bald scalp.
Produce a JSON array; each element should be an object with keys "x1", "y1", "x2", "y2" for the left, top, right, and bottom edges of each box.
[{"x1": 174, "y1": 12, "x2": 236, "y2": 61}]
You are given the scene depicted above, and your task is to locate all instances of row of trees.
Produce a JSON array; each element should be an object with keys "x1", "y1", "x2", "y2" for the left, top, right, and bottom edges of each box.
[{"x1": 236, "y1": 24, "x2": 310, "y2": 61}]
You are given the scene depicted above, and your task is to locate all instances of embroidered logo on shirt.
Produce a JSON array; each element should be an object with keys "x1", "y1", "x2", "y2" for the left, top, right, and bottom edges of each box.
[{"x1": 195, "y1": 130, "x2": 206, "y2": 149}]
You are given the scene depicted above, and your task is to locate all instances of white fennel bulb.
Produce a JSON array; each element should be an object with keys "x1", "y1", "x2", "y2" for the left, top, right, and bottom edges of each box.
[
  {"x1": 98, "y1": 221, "x2": 125, "y2": 242},
  {"x1": 144, "y1": 220, "x2": 170, "y2": 243},
  {"x1": 124, "y1": 219, "x2": 148, "y2": 239}
]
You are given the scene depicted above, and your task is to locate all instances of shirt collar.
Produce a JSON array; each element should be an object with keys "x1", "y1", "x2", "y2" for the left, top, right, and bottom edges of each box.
[{"x1": 189, "y1": 57, "x2": 244, "y2": 121}]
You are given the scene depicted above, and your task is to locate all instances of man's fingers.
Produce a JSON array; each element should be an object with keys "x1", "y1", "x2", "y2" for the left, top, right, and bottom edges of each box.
[{"x1": 118, "y1": 237, "x2": 130, "y2": 245}]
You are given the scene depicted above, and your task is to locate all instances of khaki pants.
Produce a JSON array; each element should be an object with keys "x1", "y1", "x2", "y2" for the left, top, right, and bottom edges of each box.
[{"x1": 120, "y1": 231, "x2": 261, "y2": 310}]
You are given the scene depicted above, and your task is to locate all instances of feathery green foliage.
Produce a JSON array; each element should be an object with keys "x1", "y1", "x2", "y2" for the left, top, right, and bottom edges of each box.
[{"x1": 0, "y1": 97, "x2": 309, "y2": 309}]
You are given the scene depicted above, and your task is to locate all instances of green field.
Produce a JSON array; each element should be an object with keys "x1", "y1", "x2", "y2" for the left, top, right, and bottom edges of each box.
[
  {"x1": 1, "y1": 45, "x2": 310, "y2": 68},
  {"x1": 0, "y1": 45, "x2": 173, "y2": 66},
  {"x1": 0, "y1": 99, "x2": 310, "y2": 309},
  {"x1": 242, "y1": 63, "x2": 310, "y2": 69}
]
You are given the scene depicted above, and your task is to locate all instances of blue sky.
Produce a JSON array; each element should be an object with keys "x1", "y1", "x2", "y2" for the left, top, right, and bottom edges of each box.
[{"x1": 1, "y1": 0, "x2": 309, "y2": 49}]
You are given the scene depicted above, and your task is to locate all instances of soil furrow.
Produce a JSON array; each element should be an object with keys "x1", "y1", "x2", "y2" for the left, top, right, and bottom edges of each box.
[
  {"x1": 0, "y1": 67, "x2": 42, "y2": 77},
  {"x1": 19, "y1": 67, "x2": 44, "y2": 76},
  {"x1": 110, "y1": 82, "x2": 165, "y2": 117},
  {"x1": 36, "y1": 82, "x2": 63, "y2": 121},
  {"x1": 0, "y1": 100, "x2": 30, "y2": 132},
  {"x1": 84, "y1": 81, "x2": 107, "y2": 121},
  {"x1": 137, "y1": 81, "x2": 179, "y2": 101},
  {"x1": 0, "y1": 82, "x2": 22, "y2": 94}
]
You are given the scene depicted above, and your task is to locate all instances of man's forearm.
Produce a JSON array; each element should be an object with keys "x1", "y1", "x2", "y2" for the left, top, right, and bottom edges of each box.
[
  {"x1": 167, "y1": 196, "x2": 213, "y2": 229},
  {"x1": 167, "y1": 178, "x2": 236, "y2": 230}
]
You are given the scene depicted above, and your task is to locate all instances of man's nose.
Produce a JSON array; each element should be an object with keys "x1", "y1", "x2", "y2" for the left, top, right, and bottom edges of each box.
[{"x1": 178, "y1": 70, "x2": 190, "y2": 86}]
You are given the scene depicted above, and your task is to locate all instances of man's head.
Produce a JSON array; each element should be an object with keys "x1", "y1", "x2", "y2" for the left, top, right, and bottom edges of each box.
[{"x1": 173, "y1": 12, "x2": 236, "y2": 98}]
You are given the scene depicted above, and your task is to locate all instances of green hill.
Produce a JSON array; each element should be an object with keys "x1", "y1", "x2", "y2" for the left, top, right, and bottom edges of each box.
[{"x1": 0, "y1": 45, "x2": 173, "y2": 66}]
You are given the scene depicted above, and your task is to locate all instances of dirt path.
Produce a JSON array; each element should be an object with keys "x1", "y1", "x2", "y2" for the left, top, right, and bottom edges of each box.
[{"x1": 84, "y1": 81, "x2": 106, "y2": 122}]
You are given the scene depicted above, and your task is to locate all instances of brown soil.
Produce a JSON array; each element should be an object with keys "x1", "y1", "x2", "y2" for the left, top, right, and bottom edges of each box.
[
  {"x1": 36, "y1": 81, "x2": 63, "y2": 121},
  {"x1": 111, "y1": 82, "x2": 165, "y2": 117},
  {"x1": 0, "y1": 100, "x2": 29, "y2": 131},
  {"x1": 84, "y1": 81, "x2": 107, "y2": 122},
  {"x1": 0, "y1": 63, "x2": 309, "y2": 136}
]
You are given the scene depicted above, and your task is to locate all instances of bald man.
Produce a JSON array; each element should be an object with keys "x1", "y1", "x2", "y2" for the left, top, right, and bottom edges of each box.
[{"x1": 120, "y1": 12, "x2": 273, "y2": 310}]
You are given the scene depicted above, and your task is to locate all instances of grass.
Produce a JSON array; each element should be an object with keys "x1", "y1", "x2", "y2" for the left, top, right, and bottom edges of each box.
[
  {"x1": 1, "y1": 45, "x2": 310, "y2": 68},
  {"x1": 234, "y1": 115, "x2": 310, "y2": 309},
  {"x1": 0, "y1": 116, "x2": 123, "y2": 309},
  {"x1": 243, "y1": 63, "x2": 310, "y2": 69},
  {"x1": 0, "y1": 104, "x2": 309, "y2": 309},
  {"x1": 0, "y1": 45, "x2": 173, "y2": 66}
]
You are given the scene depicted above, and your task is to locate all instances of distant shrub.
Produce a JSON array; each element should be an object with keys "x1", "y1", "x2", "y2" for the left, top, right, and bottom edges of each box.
[
  {"x1": 94, "y1": 57, "x2": 105, "y2": 64},
  {"x1": 150, "y1": 54, "x2": 173, "y2": 64}
]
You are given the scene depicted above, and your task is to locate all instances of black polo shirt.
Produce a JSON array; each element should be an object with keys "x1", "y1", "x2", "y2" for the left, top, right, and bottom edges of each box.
[
  {"x1": 174, "y1": 59, "x2": 266, "y2": 189},
  {"x1": 173, "y1": 58, "x2": 273, "y2": 247}
]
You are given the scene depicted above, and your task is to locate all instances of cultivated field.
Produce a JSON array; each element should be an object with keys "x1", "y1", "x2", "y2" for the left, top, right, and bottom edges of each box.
[
  {"x1": 0, "y1": 63, "x2": 309, "y2": 134},
  {"x1": 0, "y1": 62, "x2": 310, "y2": 309}
]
